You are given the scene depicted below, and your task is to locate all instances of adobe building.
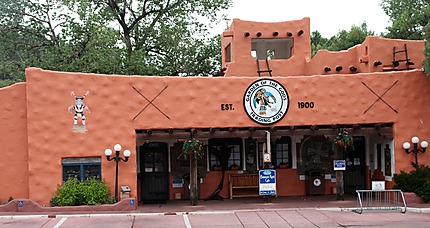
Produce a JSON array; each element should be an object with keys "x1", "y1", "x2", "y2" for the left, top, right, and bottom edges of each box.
[{"x1": 0, "y1": 18, "x2": 429, "y2": 206}]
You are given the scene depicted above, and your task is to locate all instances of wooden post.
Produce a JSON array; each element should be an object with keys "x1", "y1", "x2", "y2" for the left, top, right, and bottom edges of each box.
[
  {"x1": 190, "y1": 154, "x2": 198, "y2": 205},
  {"x1": 335, "y1": 145, "x2": 344, "y2": 200}
]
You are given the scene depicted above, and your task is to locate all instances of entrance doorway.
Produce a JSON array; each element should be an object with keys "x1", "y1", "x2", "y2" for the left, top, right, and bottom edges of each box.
[
  {"x1": 139, "y1": 142, "x2": 169, "y2": 204},
  {"x1": 344, "y1": 136, "x2": 366, "y2": 194}
]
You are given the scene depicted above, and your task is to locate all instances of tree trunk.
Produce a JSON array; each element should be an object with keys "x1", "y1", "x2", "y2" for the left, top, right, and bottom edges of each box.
[
  {"x1": 190, "y1": 154, "x2": 198, "y2": 206},
  {"x1": 336, "y1": 170, "x2": 344, "y2": 200},
  {"x1": 335, "y1": 145, "x2": 345, "y2": 200}
]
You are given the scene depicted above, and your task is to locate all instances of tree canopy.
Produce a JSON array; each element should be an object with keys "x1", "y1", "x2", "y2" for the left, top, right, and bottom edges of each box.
[
  {"x1": 424, "y1": 22, "x2": 430, "y2": 76},
  {"x1": 381, "y1": 0, "x2": 430, "y2": 40},
  {"x1": 0, "y1": 0, "x2": 232, "y2": 87},
  {"x1": 311, "y1": 22, "x2": 374, "y2": 56},
  {"x1": 1, "y1": 0, "x2": 429, "y2": 87}
]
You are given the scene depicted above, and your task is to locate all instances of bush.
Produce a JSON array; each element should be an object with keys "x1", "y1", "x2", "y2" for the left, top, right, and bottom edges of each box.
[
  {"x1": 393, "y1": 164, "x2": 430, "y2": 203},
  {"x1": 51, "y1": 177, "x2": 114, "y2": 206}
]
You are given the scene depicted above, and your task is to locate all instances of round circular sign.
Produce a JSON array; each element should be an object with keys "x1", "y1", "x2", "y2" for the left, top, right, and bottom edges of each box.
[
  {"x1": 313, "y1": 178, "x2": 322, "y2": 187},
  {"x1": 243, "y1": 79, "x2": 289, "y2": 125}
]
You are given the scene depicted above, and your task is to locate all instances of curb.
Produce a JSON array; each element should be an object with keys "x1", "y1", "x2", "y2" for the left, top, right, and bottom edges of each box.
[{"x1": 1, "y1": 207, "x2": 430, "y2": 219}]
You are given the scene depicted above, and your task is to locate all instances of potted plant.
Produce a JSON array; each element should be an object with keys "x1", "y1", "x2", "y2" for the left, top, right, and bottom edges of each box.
[
  {"x1": 213, "y1": 164, "x2": 222, "y2": 171},
  {"x1": 333, "y1": 130, "x2": 354, "y2": 149},
  {"x1": 230, "y1": 164, "x2": 239, "y2": 170},
  {"x1": 181, "y1": 139, "x2": 204, "y2": 158},
  {"x1": 279, "y1": 162, "x2": 288, "y2": 169}
]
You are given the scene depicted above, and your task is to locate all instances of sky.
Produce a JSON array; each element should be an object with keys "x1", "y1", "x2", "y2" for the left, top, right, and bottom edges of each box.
[{"x1": 212, "y1": 0, "x2": 391, "y2": 38}]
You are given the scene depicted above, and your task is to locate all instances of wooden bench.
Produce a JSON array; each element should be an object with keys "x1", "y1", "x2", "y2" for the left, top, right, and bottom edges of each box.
[{"x1": 228, "y1": 173, "x2": 259, "y2": 199}]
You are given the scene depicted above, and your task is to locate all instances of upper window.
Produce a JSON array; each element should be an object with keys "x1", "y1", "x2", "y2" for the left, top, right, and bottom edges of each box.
[
  {"x1": 62, "y1": 157, "x2": 101, "y2": 181},
  {"x1": 251, "y1": 38, "x2": 294, "y2": 60},
  {"x1": 225, "y1": 44, "x2": 231, "y2": 63},
  {"x1": 209, "y1": 138, "x2": 242, "y2": 170}
]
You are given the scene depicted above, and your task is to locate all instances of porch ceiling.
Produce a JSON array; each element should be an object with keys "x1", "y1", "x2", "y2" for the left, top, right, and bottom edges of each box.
[{"x1": 136, "y1": 123, "x2": 393, "y2": 144}]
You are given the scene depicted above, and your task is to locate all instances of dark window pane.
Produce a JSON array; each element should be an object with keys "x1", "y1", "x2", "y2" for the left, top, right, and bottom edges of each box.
[
  {"x1": 63, "y1": 165, "x2": 80, "y2": 181},
  {"x1": 83, "y1": 165, "x2": 101, "y2": 180}
]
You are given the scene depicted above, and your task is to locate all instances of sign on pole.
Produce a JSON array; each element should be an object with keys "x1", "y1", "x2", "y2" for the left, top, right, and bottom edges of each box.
[{"x1": 259, "y1": 170, "x2": 276, "y2": 195}]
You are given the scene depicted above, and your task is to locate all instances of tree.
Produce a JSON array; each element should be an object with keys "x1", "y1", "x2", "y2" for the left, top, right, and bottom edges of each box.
[
  {"x1": 0, "y1": 0, "x2": 63, "y2": 87},
  {"x1": 311, "y1": 22, "x2": 374, "y2": 55},
  {"x1": 0, "y1": 0, "x2": 232, "y2": 87},
  {"x1": 310, "y1": 31, "x2": 329, "y2": 57},
  {"x1": 424, "y1": 22, "x2": 430, "y2": 78},
  {"x1": 381, "y1": 0, "x2": 430, "y2": 40},
  {"x1": 327, "y1": 22, "x2": 374, "y2": 52}
]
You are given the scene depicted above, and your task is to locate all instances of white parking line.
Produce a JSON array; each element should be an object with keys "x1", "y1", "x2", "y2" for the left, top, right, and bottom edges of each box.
[
  {"x1": 182, "y1": 213, "x2": 192, "y2": 228},
  {"x1": 53, "y1": 217, "x2": 67, "y2": 228}
]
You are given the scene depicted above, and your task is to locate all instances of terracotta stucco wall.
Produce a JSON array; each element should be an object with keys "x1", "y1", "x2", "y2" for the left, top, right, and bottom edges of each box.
[
  {"x1": 222, "y1": 18, "x2": 311, "y2": 77},
  {"x1": 222, "y1": 19, "x2": 424, "y2": 77},
  {"x1": 309, "y1": 36, "x2": 425, "y2": 75},
  {"x1": 23, "y1": 67, "x2": 430, "y2": 204},
  {"x1": 0, "y1": 83, "x2": 29, "y2": 202}
]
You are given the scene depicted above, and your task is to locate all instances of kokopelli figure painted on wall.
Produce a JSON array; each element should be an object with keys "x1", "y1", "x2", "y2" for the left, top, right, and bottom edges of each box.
[{"x1": 68, "y1": 91, "x2": 90, "y2": 131}]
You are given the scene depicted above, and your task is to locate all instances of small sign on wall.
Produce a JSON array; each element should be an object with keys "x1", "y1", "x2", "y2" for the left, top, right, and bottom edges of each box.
[
  {"x1": 372, "y1": 181, "x2": 385, "y2": 190},
  {"x1": 334, "y1": 160, "x2": 346, "y2": 171},
  {"x1": 172, "y1": 179, "x2": 183, "y2": 188}
]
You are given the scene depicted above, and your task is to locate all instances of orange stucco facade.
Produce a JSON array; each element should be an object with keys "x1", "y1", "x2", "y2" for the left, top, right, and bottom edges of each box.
[{"x1": 0, "y1": 18, "x2": 429, "y2": 205}]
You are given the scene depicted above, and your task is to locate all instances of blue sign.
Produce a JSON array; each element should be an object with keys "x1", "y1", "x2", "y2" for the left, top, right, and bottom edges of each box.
[
  {"x1": 18, "y1": 201, "x2": 24, "y2": 207},
  {"x1": 334, "y1": 160, "x2": 346, "y2": 171},
  {"x1": 259, "y1": 170, "x2": 276, "y2": 195},
  {"x1": 130, "y1": 199, "x2": 135, "y2": 206}
]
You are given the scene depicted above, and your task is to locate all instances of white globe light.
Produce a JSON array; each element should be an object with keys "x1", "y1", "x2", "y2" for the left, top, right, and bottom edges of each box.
[
  {"x1": 421, "y1": 141, "x2": 428, "y2": 148},
  {"x1": 411, "y1": 136, "x2": 419, "y2": 144},
  {"x1": 114, "y1": 144, "x2": 122, "y2": 151},
  {"x1": 403, "y1": 142, "x2": 411, "y2": 150},
  {"x1": 105, "y1": 149, "x2": 113, "y2": 156},
  {"x1": 124, "y1": 150, "x2": 131, "y2": 157}
]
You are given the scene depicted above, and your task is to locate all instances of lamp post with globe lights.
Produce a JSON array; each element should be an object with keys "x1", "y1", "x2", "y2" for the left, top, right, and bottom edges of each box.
[
  {"x1": 403, "y1": 136, "x2": 428, "y2": 170},
  {"x1": 105, "y1": 144, "x2": 131, "y2": 202}
]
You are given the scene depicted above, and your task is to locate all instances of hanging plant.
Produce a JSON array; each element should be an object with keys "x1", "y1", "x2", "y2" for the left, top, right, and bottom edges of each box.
[
  {"x1": 334, "y1": 130, "x2": 354, "y2": 150},
  {"x1": 182, "y1": 139, "x2": 204, "y2": 158}
]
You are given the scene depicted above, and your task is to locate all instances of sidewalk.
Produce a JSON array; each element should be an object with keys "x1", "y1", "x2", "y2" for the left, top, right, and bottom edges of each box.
[
  {"x1": 1, "y1": 195, "x2": 429, "y2": 217},
  {"x1": 133, "y1": 195, "x2": 359, "y2": 214}
]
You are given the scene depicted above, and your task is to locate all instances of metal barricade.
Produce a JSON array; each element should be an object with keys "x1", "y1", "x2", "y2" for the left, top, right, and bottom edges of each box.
[{"x1": 355, "y1": 190, "x2": 407, "y2": 214}]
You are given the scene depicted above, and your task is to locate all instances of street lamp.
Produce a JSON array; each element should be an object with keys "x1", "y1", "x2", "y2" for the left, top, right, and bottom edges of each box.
[
  {"x1": 104, "y1": 144, "x2": 131, "y2": 202},
  {"x1": 403, "y1": 136, "x2": 428, "y2": 170}
]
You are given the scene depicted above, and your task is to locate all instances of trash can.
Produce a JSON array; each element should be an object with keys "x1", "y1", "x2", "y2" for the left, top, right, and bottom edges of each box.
[
  {"x1": 183, "y1": 174, "x2": 200, "y2": 200},
  {"x1": 307, "y1": 172, "x2": 325, "y2": 195},
  {"x1": 120, "y1": 186, "x2": 131, "y2": 200}
]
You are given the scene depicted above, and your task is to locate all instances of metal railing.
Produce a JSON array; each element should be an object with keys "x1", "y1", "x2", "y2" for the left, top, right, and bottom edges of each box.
[{"x1": 355, "y1": 190, "x2": 407, "y2": 214}]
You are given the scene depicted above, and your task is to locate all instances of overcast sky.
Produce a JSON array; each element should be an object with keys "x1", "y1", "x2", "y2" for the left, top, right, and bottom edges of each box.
[{"x1": 212, "y1": 0, "x2": 391, "y2": 38}]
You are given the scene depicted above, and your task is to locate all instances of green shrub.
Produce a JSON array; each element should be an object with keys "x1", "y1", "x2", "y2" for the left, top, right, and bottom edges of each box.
[
  {"x1": 51, "y1": 177, "x2": 114, "y2": 206},
  {"x1": 81, "y1": 178, "x2": 110, "y2": 205},
  {"x1": 50, "y1": 197, "x2": 59, "y2": 207},
  {"x1": 393, "y1": 164, "x2": 430, "y2": 203}
]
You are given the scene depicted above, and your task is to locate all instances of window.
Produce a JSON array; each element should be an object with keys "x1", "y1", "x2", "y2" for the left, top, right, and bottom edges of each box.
[
  {"x1": 225, "y1": 44, "x2": 231, "y2": 62},
  {"x1": 274, "y1": 137, "x2": 292, "y2": 167},
  {"x1": 62, "y1": 157, "x2": 101, "y2": 181},
  {"x1": 376, "y1": 144, "x2": 382, "y2": 170},
  {"x1": 258, "y1": 136, "x2": 292, "y2": 169},
  {"x1": 209, "y1": 138, "x2": 242, "y2": 170},
  {"x1": 251, "y1": 38, "x2": 294, "y2": 60}
]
